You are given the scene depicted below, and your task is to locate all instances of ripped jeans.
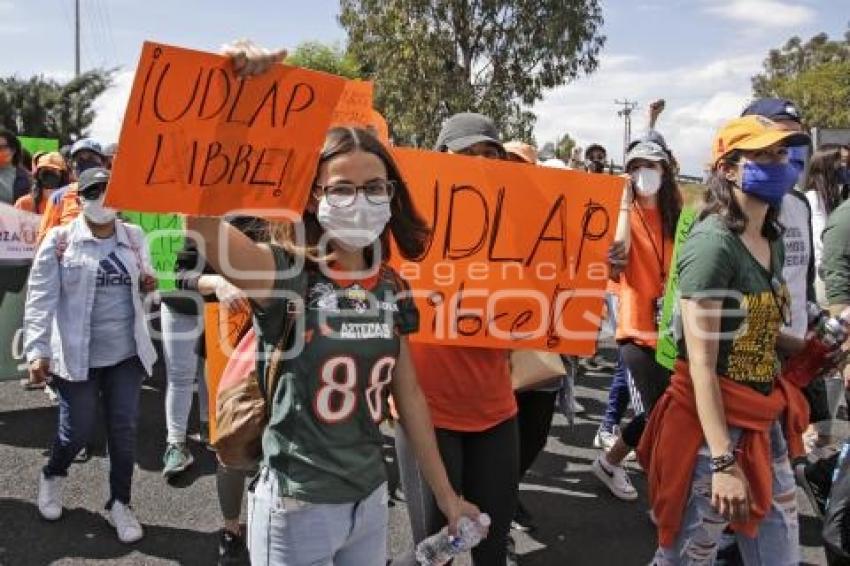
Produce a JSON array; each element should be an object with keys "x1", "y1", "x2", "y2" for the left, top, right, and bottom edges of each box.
[{"x1": 654, "y1": 422, "x2": 799, "y2": 566}]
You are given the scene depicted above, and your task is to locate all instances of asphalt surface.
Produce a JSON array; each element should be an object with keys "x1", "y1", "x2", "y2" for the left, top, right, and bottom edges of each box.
[{"x1": 0, "y1": 354, "x2": 829, "y2": 566}]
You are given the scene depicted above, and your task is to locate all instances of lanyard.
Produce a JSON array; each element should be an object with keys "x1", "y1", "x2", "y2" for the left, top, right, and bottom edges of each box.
[{"x1": 633, "y1": 203, "x2": 666, "y2": 280}]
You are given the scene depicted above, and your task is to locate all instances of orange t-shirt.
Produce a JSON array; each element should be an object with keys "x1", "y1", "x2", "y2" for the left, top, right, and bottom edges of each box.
[
  {"x1": 410, "y1": 344, "x2": 516, "y2": 432},
  {"x1": 615, "y1": 206, "x2": 673, "y2": 348},
  {"x1": 37, "y1": 184, "x2": 80, "y2": 244},
  {"x1": 14, "y1": 189, "x2": 55, "y2": 215}
]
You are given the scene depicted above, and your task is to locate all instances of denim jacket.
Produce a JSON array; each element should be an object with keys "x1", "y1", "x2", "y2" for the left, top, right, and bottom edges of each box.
[{"x1": 24, "y1": 216, "x2": 157, "y2": 381}]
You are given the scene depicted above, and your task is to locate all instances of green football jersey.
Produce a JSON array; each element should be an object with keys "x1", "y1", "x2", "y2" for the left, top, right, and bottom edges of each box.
[{"x1": 253, "y1": 246, "x2": 419, "y2": 503}]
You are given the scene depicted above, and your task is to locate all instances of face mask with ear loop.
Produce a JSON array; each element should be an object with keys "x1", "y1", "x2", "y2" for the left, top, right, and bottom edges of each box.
[
  {"x1": 316, "y1": 194, "x2": 392, "y2": 251},
  {"x1": 632, "y1": 167, "x2": 662, "y2": 197},
  {"x1": 737, "y1": 161, "x2": 799, "y2": 207}
]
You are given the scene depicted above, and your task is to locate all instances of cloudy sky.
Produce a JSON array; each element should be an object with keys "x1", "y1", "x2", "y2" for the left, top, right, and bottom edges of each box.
[{"x1": 0, "y1": 0, "x2": 845, "y2": 175}]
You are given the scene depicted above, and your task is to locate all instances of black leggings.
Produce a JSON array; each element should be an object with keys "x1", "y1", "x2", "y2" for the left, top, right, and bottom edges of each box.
[
  {"x1": 620, "y1": 341, "x2": 671, "y2": 448},
  {"x1": 516, "y1": 390, "x2": 558, "y2": 478},
  {"x1": 432, "y1": 418, "x2": 519, "y2": 565}
]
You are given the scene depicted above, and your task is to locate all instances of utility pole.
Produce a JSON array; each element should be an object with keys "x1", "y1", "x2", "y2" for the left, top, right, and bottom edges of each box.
[
  {"x1": 615, "y1": 99, "x2": 638, "y2": 167},
  {"x1": 74, "y1": 0, "x2": 81, "y2": 77}
]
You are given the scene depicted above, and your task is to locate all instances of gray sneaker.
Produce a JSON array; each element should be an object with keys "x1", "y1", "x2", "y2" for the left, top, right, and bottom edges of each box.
[{"x1": 162, "y1": 443, "x2": 194, "y2": 479}]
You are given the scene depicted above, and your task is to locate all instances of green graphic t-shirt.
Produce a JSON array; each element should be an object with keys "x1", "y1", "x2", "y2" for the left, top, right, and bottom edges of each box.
[
  {"x1": 253, "y1": 246, "x2": 419, "y2": 503},
  {"x1": 677, "y1": 214, "x2": 788, "y2": 395}
]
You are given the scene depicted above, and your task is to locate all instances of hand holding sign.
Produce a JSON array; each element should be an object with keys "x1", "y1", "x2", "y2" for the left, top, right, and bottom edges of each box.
[
  {"x1": 221, "y1": 39, "x2": 288, "y2": 78},
  {"x1": 105, "y1": 42, "x2": 347, "y2": 217}
]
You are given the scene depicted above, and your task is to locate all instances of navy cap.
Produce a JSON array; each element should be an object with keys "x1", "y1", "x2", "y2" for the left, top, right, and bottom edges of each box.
[{"x1": 741, "y1": 98, "x2": 802, "y2": 124}]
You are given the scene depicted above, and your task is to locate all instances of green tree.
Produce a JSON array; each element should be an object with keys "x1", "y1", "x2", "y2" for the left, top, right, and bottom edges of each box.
[
  {"x1": 555, "y1": 132, "x2": 576, "y2": 160},
  {"x1": 752, "y1": 27, "x2": 850, "y2": 127},
  {"x1": 0, "y1": 69, "x2": 114, "y2": 145},
  {"x1": 286, "y1": 41, "x2": 363, "y2": 79},
  {"x1": 339, "y1": 0, "x2": 605, "y2": 146}
]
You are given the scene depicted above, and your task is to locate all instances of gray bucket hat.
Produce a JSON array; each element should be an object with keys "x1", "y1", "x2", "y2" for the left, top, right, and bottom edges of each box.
[{"x1": 434, "y1": 112, "x2": 504, "y2": 153}]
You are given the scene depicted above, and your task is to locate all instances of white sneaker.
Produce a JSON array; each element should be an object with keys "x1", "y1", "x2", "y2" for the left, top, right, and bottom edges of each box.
[
  {"x1": 108, "y1": 501, "x2": 144, "y2": 543},
  {"x1": 593, "y1": 426, "x2": 619, "y2": 450},
  {"x1": 37, "y1": 472, "x2": 64, "y2": 521},
  {"x1": 592, "y1": 455, "x2": 638, "y2": 501}
]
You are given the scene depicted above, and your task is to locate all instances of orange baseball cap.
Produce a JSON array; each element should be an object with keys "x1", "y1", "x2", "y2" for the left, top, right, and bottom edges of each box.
[
  {"x1": 712, "y1": 115, "x2": 809, "y2": 166},
  {"x1": 503, "y1": 141, "x2": 539, "y2": 164},
  {"x1": 34, "y1": 152, "x2": 67, "y2": 172}
]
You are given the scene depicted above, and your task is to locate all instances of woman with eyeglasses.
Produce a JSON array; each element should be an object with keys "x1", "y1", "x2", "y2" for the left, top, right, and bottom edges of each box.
[
  {"x1": 24, "y1": 167, "x2": 157, "y2": 544},
  {"x1": 638, "y1": 116, "x2": 811, "y2": 565},
  {"x1": 183, "y1": 42, "x2": 481, "y2": 566},
  {"x1": 14, "y1": 152, "x2": 69, "y2": 214}
]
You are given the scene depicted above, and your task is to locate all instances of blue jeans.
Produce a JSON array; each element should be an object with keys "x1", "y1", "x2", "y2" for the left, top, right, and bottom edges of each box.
[
  {"x1": 43, "y1": 356, "x2": 145, "y2": 507},
  {"x1": 248, "y1": 468, "x2": 389, "y2": 566},
  {"x1": 655, "y1": 422, "x2": 799, "y2": 565},
  {"x1": 601, "y1": 350, "x2": 630, "y2": 431},
  {"x1": 601, "y1": 293, "x2": 630, "y2": 431}
]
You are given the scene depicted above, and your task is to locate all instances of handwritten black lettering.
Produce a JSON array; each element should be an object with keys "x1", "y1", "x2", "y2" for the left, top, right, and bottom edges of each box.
[
  {"x1": 443, "y1": 185, "x2": 489, "y2": 260},
  {"x1": 488, "y1": 187, "x2": 523, "y2": 263}
]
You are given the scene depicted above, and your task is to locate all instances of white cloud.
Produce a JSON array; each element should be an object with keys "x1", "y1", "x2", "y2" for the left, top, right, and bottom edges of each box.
[
  {"x1": 533, "y1": 53, "x2": 762, "y2": 175},
  {"x1": 89, "y1": 69, "x2": 134, "y2": 144},
  {"x1": 702, "y1": 0, "x2": 816, "y2": 29}
]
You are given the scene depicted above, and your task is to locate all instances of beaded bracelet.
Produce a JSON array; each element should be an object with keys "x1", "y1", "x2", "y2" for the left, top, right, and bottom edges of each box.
[{"x1": 710, "y1": 452, "x2": 736, "y2": 473}]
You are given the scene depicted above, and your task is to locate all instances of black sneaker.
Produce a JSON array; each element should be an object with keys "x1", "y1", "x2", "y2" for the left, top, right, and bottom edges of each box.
[
  {"x1": 74, "y1": 445, "x2": 92, "y2": 464},
  {"x1": 218, "y1": 529, "x2": 249, "y2": 566},
  {"x1": 795, "y1": 460, "x2": 828, "y2": 519},
  {"x1": 506, "y1": 533, "x2": 520, "y2": 565}
]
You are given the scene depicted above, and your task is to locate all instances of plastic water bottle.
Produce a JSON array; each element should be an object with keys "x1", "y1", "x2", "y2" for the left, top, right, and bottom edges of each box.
[
  {"x1": 783, "y1": 308, "x2": 850, "y2": 388},
  {"x1": 806, "y1": 301, "x2": 829, "y2": 331},
  {"x1": 415, "y1": 514, "x2": 491, "y2": 565}
]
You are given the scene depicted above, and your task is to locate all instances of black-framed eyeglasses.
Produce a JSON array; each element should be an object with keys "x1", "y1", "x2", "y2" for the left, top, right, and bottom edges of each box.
[
  {"x1": 769, "y1": 276, "x2": 792, "y2": 327},
  {"x1": 314, "y1": 180, "x2": 395, "y2": 208},
  {"x1": 79, "y1": 183, "x2": 107, "y2": 201}
]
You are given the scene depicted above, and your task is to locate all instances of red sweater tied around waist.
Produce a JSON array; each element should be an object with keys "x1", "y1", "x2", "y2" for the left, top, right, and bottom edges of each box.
[{"x1": 636, "y1": 360, "x2": 809, "y2": 547}]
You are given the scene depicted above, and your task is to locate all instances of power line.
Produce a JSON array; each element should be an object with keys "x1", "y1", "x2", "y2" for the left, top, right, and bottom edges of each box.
[
  {"x1": 75, "y1": 0, "x2": 80, "y2": 77},
  {"x1": 615, "y1": 99, "x2": 638, "y2": 166}
]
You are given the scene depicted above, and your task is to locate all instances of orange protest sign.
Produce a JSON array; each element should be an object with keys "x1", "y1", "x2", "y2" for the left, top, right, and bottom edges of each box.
[
  {"x1": 105, "y1": 42, "x2": 347, "y2": 216},
  {"x1": 204, "y1": 303, "x2": 252, "y2": 442},
  {"x1": 330, "y1": 80, "x2": 373, "y2": 127},
  {"x1": 329, "y1": 80, "x2": 390, "y2": 144},
  {"x1": 369, "y1": 109, "x2": 390, "y2": 145},
  {"x1": 391, "y1": 148, "x2": 624, "y2": 355}
]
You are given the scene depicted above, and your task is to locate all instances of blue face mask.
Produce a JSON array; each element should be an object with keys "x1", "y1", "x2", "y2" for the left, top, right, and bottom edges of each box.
[
  {"x1": 740, "y1": 161, "x2": 799, "y2": 207},
  {"x1": 786, "y1": 145, "x2": 808, "y2": 178}
]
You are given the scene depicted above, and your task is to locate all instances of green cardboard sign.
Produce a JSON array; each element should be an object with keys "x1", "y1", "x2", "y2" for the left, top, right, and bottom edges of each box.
[
  {"x1": 655, "y1": 207, "x2": 697, "y2": 370},
  {"x1": 18, "y1": 137, "x2": 59, "y2": 155},
  {"x1": 121, "y1": 212, "x2": 184, "y2": 291}
]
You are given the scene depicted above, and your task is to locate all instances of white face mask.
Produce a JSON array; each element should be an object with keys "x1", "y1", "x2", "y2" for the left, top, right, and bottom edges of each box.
[
  {"x1": 81, "y1": 194, "x2": 117, "y2": 224},
  {"x1": 632, "y1": 167, "x2": 662, "y2": 197},
  {"x1": 317, "y1": 194, "x2": 392, "y2": 251}
]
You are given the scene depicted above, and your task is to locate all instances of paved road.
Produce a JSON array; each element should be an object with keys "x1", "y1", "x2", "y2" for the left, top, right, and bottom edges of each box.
[{"x1": 0, "y1": 358, "x2": 828, "y2": 565}]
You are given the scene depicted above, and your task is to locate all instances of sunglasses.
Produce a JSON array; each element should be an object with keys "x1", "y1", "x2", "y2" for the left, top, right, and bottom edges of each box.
[{"x1": 79, "y1": 183, "x2": 107, "y2": 201}]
